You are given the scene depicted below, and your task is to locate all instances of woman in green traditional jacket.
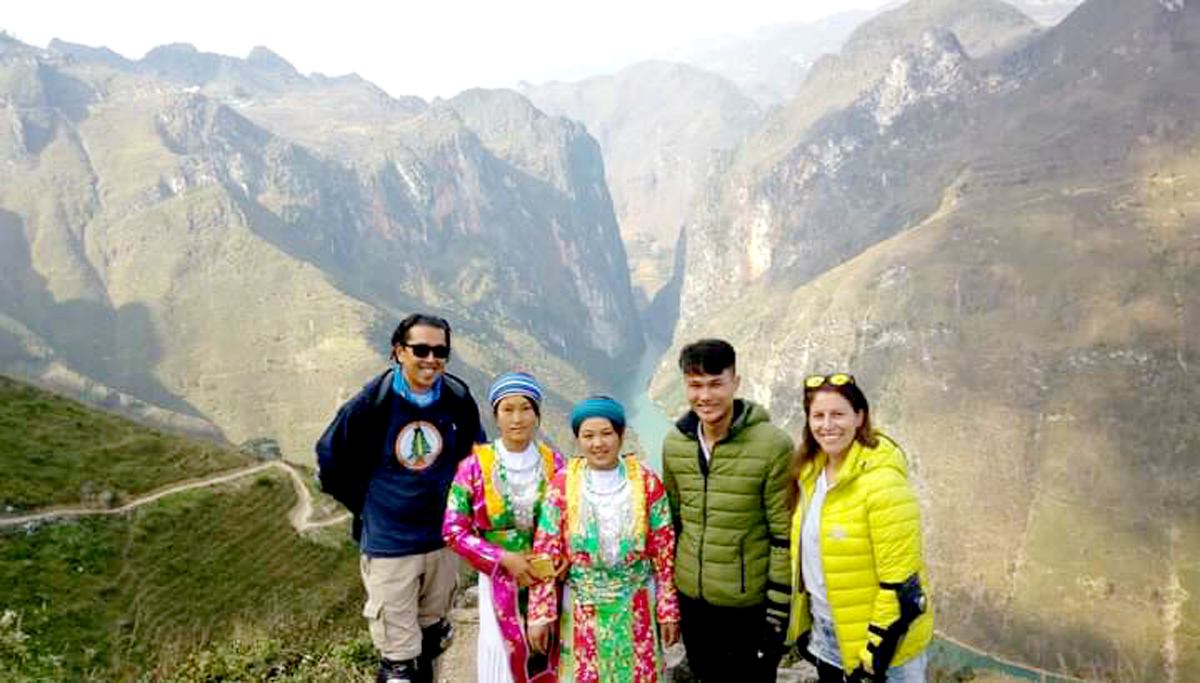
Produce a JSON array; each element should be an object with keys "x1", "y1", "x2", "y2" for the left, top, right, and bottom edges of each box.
[{"x1": 528, "y1": 396, "x2": 680, "y2": 682}]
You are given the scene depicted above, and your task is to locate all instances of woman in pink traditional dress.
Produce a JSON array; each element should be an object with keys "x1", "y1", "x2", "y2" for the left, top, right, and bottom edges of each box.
[
  {"x1": 444, "y1": 372, "x2": 566, "y2": 682},
  {"x1": 527, "y1": 396, "x2": 680, "y2": 683}
]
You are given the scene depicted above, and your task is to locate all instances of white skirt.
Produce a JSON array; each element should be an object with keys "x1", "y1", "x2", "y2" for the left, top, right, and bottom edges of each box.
[{"x1": 477, "y1": 574, "x2": 515, "y2": 683}]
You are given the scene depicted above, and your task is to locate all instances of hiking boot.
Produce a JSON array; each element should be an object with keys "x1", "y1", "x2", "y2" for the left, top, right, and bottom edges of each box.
[
  {"x1": 376, "y1": 657, "x2": 419, "y2": 683},
  {"x1": 421, "y1": 618, "x2": 454, "y2": 659}
]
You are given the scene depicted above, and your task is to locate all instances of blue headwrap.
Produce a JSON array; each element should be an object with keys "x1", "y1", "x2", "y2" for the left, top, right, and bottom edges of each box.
[
  {"x1": 569, "y1": 395, "x2": 626, "y2": 436},
  {"x1": 488, "y1": 372, "x2": 543, "y2": 411}
]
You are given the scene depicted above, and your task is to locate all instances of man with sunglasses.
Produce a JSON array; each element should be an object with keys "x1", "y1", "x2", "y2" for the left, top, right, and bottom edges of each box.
[
  {"x1": 317, "y1": 313, "x2": 485, "y2": 683},
  {"x1": 662, "y1": 338, "x2": 795, "y2": 682}
]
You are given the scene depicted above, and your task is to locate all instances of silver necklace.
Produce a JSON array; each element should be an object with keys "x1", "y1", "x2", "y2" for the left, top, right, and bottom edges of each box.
[
  {"x1": 499, "y1": 441, "x2": 543, "y2": 532},
  {"x1": 584, "y1": 465, "x2": 631, "y2": 567}
]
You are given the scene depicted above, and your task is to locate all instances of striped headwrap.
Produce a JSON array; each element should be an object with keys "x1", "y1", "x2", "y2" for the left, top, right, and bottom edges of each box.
[
  {"x1": 487, "y1": 372, "x2": 543, "y2": 413},
  {"x1": 569, "y1": 395, "x2": 626, "y2": 436}
]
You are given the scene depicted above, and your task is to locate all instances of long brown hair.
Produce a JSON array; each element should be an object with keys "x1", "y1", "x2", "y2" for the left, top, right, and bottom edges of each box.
[{"x1": 786, "y1": 381, "x2": 877, "y2": 511}]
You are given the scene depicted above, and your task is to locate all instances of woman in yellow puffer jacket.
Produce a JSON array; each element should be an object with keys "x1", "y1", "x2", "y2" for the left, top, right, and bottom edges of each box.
[{"x1": 786, "y1": 373, "x2": 932, "y2": 682}]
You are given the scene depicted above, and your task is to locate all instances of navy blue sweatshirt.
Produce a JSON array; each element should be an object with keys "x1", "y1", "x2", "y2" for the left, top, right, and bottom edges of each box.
[{"x1": 316, "y1": 370, "x2": 484, "y2": 557}]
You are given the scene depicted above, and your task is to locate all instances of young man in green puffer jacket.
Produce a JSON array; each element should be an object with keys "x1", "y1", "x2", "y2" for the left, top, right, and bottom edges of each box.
[{"x1": 663, "y1": 339, "x2": 795, "y2": 682}]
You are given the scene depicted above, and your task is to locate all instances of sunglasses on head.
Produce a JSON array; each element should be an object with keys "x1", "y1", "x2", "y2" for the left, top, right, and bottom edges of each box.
[
  {"x1": 804, "y1": 373, "x2": 856, "y2": 389},
  {"x1": 404, "y1": 343, "x2": 451, "y2": 359}
]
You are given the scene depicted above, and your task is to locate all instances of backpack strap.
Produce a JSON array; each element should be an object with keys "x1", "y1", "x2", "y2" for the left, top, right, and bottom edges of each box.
[
  {"x1": 442, "y1": 372, "x2": 471, "y2": 402},
  {"x1": 372, "y1": 367, "x2": 394, "y2": 410}
]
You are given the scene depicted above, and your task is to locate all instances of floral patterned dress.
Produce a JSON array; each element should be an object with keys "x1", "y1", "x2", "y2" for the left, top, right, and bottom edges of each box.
[
  {"x1": 529, "y1": 455, "x2": 680, "y2": 683},
  {"x1": 444, "y1": 440, "x2": 565, "y2": 683}
]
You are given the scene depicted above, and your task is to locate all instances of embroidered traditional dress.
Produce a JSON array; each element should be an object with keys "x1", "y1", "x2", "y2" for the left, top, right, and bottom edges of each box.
[
  {"x1": 444, "y1": 440, "x2": 565, "y2": 683},
  {"x1": 529, "y1": 455, "x2": 680, "y2": 683}
]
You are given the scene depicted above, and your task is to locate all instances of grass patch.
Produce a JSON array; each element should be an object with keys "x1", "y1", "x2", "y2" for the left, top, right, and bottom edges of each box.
[
  {"x1": 169, "y1": 633, "x2": 376, "y2": 682},
  {"x1": 0, "y1": 375, "x2": 251, "y2": 510}
]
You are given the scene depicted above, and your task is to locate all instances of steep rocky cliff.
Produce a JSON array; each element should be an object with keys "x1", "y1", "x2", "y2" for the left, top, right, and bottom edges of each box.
[
  {"x1": 522, "y1": 62, "x2": 761, "y2": 301},
  {"x1": 657, "y1": 0, "x2": 1199, "y2": 679},
  {"x1": 677, "y1": 27, "x2": 987, "y2": 328},
  {"x1": 0, "y1": 37, "x2": 642, "y2": 460}
]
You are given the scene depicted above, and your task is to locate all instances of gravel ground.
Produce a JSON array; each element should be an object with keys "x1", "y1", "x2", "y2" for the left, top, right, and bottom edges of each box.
[{"x1": 438, "y1": 607, "x2": 479, "y2": 682}]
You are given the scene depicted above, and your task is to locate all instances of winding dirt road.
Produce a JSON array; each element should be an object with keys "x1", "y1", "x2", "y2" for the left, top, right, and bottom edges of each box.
[{"x1": 0, "y1": 460, "x2": 350, "y2": 532}]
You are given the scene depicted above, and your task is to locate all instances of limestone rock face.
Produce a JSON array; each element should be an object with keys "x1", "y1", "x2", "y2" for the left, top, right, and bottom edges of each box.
[
  {"x1": 674, "y1": 27, "x2": 989, "y2": 334},
  {"x1": 657, "y1": 0, "x2": 1200, "y2": 679},
  {"x1": 0, "y1": 37, "x2": 641, "y2": 461},
  {"x1": 446, "y1": 88, "x2": 640, "y2": 358}
]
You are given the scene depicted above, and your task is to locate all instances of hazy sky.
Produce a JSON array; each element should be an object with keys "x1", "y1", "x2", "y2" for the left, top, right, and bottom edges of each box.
[{"x1": 2, "y1": 0, "x2": 892, "y2": 99}]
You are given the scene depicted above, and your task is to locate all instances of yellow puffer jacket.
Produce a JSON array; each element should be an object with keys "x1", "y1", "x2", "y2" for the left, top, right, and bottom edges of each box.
[{"x1": 786, "y1": 433, "x2": 933, "y2": 675}]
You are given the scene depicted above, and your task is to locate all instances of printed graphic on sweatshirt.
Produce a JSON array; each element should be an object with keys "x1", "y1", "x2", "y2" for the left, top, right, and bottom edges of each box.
[{"x1": 394, "y1": 421, "x2": 444, "y2": 471}]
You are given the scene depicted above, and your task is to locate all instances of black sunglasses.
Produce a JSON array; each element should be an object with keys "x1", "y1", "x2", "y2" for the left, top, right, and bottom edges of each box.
[{"x1": 404, "y1": 343, "x2": 450, "y2": 359}]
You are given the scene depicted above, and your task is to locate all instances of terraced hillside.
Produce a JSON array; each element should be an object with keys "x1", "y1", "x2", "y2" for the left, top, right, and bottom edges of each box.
[{"x1": 0, "y1": 376, "x2": 365, "y2": 680}]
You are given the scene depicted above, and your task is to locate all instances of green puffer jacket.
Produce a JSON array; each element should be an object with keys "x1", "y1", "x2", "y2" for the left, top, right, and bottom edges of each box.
[{"x1": 663, "y1": 400, "x2": 794, "y2": 611}]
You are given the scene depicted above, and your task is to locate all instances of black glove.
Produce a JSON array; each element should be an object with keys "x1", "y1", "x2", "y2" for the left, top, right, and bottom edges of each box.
[
  {"x1": 762, "y1": 608, "x2": 787, "y2": 652},
  {"x1": 756, "y1": 608, "x2": 789, "y2": 682}
]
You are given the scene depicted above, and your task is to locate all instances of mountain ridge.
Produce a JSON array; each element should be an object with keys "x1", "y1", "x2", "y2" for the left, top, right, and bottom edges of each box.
[{"x1": 1, "y1": 34, "x2": 642, "y2": 462}]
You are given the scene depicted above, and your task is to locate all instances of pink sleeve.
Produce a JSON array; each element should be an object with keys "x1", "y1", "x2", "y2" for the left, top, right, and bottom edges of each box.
[{"x1": 442, "y1": 456, "x2": 506, "y2": 576}]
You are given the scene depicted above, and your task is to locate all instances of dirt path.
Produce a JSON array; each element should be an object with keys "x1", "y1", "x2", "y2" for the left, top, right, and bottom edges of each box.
[{"x1": 0, "y1": 460, "x2": 349, "y2": 532}]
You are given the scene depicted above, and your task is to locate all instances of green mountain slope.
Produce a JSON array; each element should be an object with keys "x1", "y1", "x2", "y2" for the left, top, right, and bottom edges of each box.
[
  {"x1": 0, "y1": 376, "x2": 364, "y2": 680},
  {"x1": 0, "y1": 374, "x2": 249, "y2": 510}
]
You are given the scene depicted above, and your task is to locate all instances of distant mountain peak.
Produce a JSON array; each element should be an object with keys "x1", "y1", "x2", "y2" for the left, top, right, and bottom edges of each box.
[
  {"x1": 140, "y1": 41, "x2": 309, "y2": 97},
  {"x1": 452, "y1": 87, "x2": 542, "y2": 118},
  {"x1": 246, "y1": 46, "x2": 298, "y2": 76},
  {"x1": 146, "y1": 42, "x2": 200, "y2": 58},
  {"x1": 47, "y1": 38, "x2": 134, "y2": 70}
]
